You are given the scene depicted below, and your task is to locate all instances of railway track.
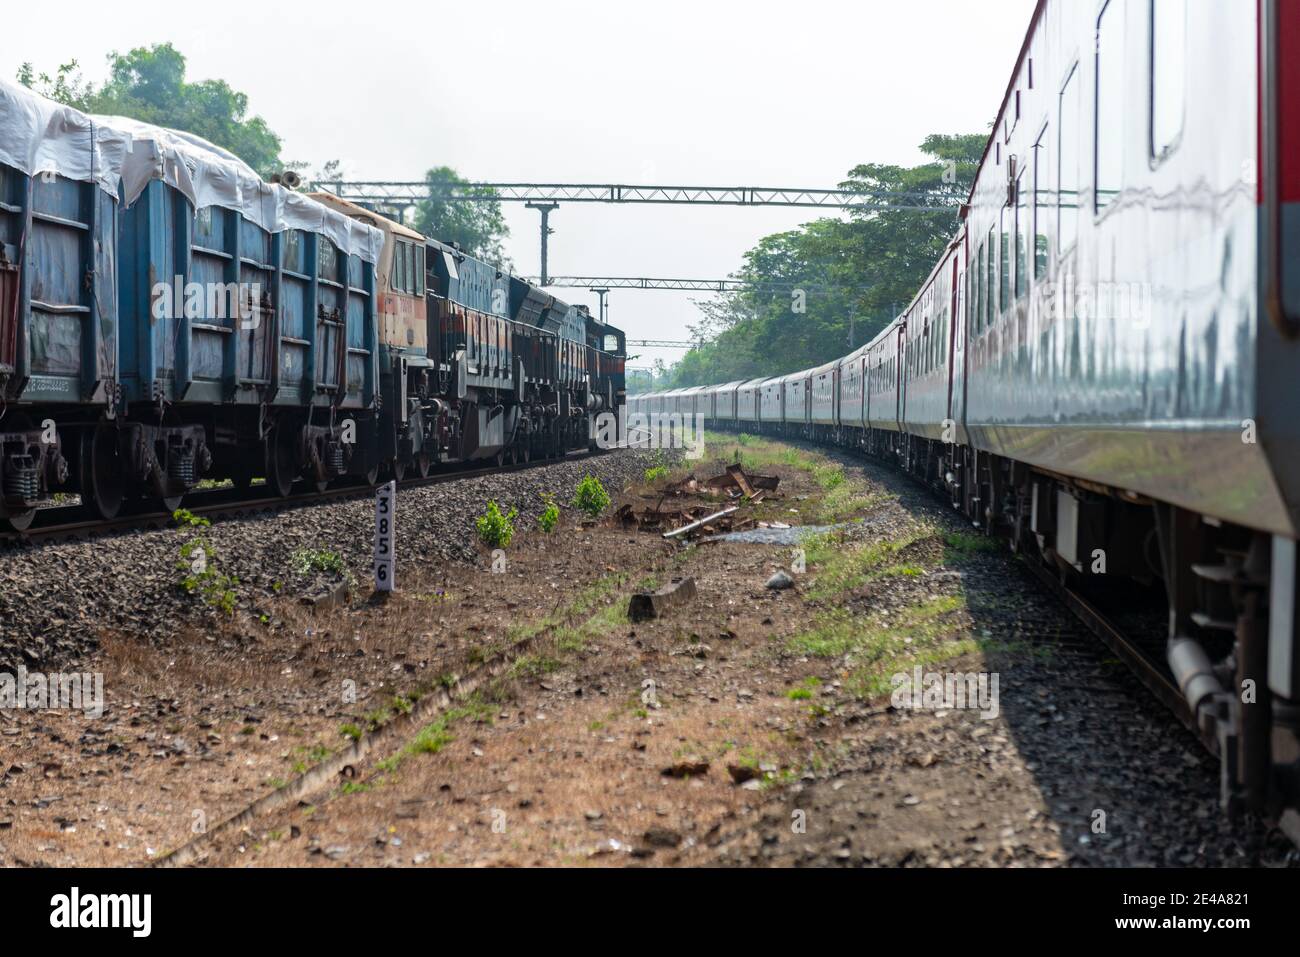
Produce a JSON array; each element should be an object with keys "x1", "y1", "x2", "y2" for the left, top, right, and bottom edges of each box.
[
  {"x1": 1021, "y1": 558, "x2": 1217, "y2": 756},
  {"x1": 1, "y1": 448, "x2": 603, "y2": 548},
  {"x1": 747, "y1": 434, "x2": 1221, "y2": 764}
]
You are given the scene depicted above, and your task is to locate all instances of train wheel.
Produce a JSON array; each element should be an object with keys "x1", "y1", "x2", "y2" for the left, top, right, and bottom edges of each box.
[
  {"x1": 81, "y1": 422, "x2": 126, "y2": 520},
  {"x1": 1, "y1": 509, "x2": 35, "y2": 532},
  {"x1": 416, "y1": 452, "x2": 432, "y2": 479},
  {"x1": 1, "y1": 413, "x2": 38, "y2": 531},
  {"x1": 391, "y1": 457, "x2": 407, "y2": 483},
  {"x1": 522, "y1": 446, "x2": 531, "y2": 464},
  {"x1": 265, "y1": 423, "x2": 299, "y2": 498}
]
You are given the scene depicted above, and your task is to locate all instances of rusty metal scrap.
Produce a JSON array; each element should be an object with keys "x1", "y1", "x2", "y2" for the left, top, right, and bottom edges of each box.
[
  {"x1": 619, "y1": 463, "x2": 776, "y2": 540},
  {"x1": 663, "y1": 506, "x2": 741, "y2": 539},
  {"x1": 701, "y1": 463, "x2": 779, "y2": 495}
]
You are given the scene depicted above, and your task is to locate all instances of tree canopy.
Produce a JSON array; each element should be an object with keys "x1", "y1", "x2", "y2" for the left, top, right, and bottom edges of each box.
[
  {"x1": 412, "y1": 166, "x2": 511, "y2": 268},
  {"x1": 17, "y1": 49, "x2": 512, "y2": 260},
  {"x1": 19, "y1": 45, "x2": 286, "y2": 179},
  {"x1": 658, "y1": 132, "x2": 987, "y2": 388}
]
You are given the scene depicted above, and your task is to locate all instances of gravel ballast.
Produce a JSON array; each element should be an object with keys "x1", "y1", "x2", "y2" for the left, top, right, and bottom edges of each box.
[{"x1": 0, "y1": 450, "x2": 658, "y2": 673}]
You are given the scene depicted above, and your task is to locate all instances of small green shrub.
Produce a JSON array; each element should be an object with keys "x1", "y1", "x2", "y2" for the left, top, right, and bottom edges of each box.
[
  {"x1": 643, "y1": 465, "x2": 669, "y2": 483},
  {"x1": 572, "y1": 475, "x2": 611, "y2": 517},
  {"x1": 291, "y1": 548, "x2": 346, "y2": 577},
  {"x1": 538, "y1": 494, "x2": 560, "y2": 533},
  {"x1": 174, "y1": 509, "x2": 239, "y2": 615},
  {"x1": 173, "y1": 508, "x2": 211, "y2": 530},
  {"x1": 476, "y1": 500, "x2": 518, "y2": 548}
]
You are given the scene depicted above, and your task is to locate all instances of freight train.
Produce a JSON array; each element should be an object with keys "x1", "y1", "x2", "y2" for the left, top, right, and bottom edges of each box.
[
  {"x1": 0, "y1": 79, "x2": 626, "y2": 530},
  {"x1": 633, "y1": 0, "x2": 1300, "y2": 841}
]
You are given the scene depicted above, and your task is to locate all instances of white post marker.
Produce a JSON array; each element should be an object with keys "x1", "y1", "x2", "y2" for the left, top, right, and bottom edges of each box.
[{"x1": 374, "y1": 480, "x2": 396, "y2": 592}]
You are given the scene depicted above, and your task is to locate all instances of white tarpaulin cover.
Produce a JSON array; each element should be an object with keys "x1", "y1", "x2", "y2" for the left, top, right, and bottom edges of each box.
[
  {"x1": 0, "y1": 77, "x2": 128, "y2": 196},
  {"x1": 0, "y1": 78, "x2": 384, "y2": 264}
]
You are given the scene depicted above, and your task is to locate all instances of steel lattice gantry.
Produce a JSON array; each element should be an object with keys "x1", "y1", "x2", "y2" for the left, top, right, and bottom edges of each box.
[
  {"x1": 309, "y1": 181, "x2": 959, "y2": 213},
  {"x1": 309, "y1": 181, "x2": 960, "y2": 285},
  {"x1": 520, "y1": 277, "x2": 871, "y2": 293}
]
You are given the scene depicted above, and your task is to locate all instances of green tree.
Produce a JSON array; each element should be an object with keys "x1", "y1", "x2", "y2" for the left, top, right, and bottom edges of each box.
[
  {"x1": 15, "y1": 60, "x2": 96, "y2": 110},
  {"x1": 18, "y1": 44, "x2": 287, "y2": 179},
  {"x1": 412, "y1": 166, "x2": 511, "y2": 266}
]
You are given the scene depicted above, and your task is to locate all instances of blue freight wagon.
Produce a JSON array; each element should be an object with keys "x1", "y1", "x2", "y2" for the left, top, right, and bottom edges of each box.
[
  {"x1": 112, "y1": 124, "x2": 384, "y2": 504},
  {"x1": 0, "y1": 80, "x2": 124, "y2": 529}
]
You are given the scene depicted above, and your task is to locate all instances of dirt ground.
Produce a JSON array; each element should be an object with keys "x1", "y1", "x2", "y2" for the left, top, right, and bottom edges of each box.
[{"x1": 2, "y1": 436, "x2": 1294, "y2": 868}]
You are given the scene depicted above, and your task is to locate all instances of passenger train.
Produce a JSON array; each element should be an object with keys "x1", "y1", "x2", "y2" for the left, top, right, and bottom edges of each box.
[{"x1": 634, "y1": 0, "x2": 1300, "y2": 840}]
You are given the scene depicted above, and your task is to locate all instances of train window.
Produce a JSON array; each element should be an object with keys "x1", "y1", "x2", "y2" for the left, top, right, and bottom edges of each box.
[
  {"x1": 999, "y1": 207, "x2": 1010, "y2": 315},
  {"x1": 1034, "y1": 125, "x2": 1051, "y2": 278},
  {"x1": 1095, "y1": 0, "x2": 1126, "y2": 212},
  {"x1": 441, "y1": 249, "x2": 460, "y2": 280},
  {"x1": 415, "y1": 246, "x2": 426, "y2": 296},
  {"x1": 393, "y1": 240, "x2": 406, "y2": 293},
  {"x1": 1151, "y1": 0, "x2": 1186, "y2": 161},
  {"x1": 1015, "y1": 168, "x2": 1027, "y2": 299},
  {"x1": 973, "y1": 242, "x2": 984, "y2": 334},
  {"x1": 1059, "y1": 64, "x2": 1080, "y2": 251},
  {"x1": 403, "y1": 242, "x2": 416, "y2": 295},
  {"x1": 938, "y1": 306, "x2": 948, "y2": 366},
  {"x1": 985, "y1": 224, "x2": 995, "y2": 328}
]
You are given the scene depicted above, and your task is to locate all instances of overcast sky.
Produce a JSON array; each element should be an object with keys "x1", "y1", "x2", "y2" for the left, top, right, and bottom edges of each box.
[{"x1": 5, "y1": 0, "x2": 1037, "y2": 371}]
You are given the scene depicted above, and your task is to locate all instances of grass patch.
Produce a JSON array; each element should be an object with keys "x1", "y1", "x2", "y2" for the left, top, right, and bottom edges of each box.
[
  {"x1": 372, "y1": 699, "x2": 495, "y2": 776},
  {"x1": 787, "y1": 594, "x2": 977, "y2": 701},
  {"x1": 802, "y1": 523, "x2": 940, "y2": 601},
  {"x1": 817, "y1": 483, "x2": 891, "y2": 523},
  {"x1": 943, "y1": 531, "x2": 1003, "y2": 558}
]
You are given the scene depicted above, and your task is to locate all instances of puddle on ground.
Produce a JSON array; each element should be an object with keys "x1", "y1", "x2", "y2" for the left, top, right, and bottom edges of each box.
[{"x1": 704, "y1": 522, "x2": 854, "y2": 546}]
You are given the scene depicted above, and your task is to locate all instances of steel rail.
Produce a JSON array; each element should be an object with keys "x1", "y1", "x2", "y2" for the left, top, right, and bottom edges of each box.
[{"x1": 1, "y1": 449, "x2": 601, "y2": 548}]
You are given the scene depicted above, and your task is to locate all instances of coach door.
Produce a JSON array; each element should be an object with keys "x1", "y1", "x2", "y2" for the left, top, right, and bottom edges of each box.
[
  {"x1": 894, "y1": 323, "x2": 906, "y2": 428},
  {"x1": 948, "y1": 249, "x2": 964, "y2": 434}
]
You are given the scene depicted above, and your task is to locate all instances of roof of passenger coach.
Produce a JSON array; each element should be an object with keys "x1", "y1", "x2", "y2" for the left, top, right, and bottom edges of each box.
[
  {"x1": 810, "y1": 357, "x2": 839, "y2": 377},
  {"x1": 866, "y1": 318, "x2": 903, "y2": 350},
  {"x1": 717, "y1": 380, "x2": 746, "y2": 391},
  {"x1": 900, "y1": 231, "x2": 965, "y2": 323},
  {"x1": 964, "y1": 0, "x2": 1047, "y2": 208},
  {"x1": 837, "y1": 344, "x2": 871, "y2": 367},
  {"x1": 738, "y1": 377, "x2": 770, "y2": 390}
]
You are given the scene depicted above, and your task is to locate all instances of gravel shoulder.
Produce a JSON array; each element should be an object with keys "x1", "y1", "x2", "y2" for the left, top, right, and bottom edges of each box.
[
  {"x1": 2, "y1": 437, "x2": 1296, "y2": 868},
  {"x1": 0, "y1": 450, "x2": 656, "y2": 865}
]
